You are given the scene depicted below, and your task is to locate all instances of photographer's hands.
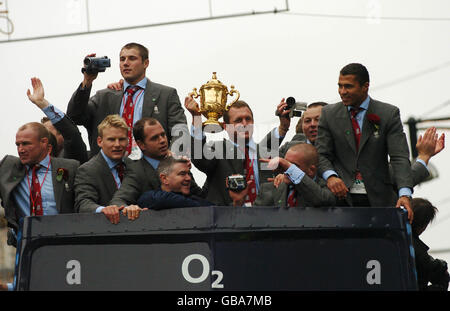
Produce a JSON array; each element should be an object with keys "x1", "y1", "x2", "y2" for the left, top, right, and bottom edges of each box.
[
  {"x1": 81, "y1": 53, "x2": 98, "y2": 88},
  {"x1": 277, "y1": 98, "x2": 291, "y2": 137},
  {"x1": 226, "y1": 175, "x2": 253, "y2": 207}
]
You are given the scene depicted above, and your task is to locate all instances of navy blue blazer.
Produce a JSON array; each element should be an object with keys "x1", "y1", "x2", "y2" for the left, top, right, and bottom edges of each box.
[{"x1": 137, "y1": 189, "x2": 213, "y2": 210}]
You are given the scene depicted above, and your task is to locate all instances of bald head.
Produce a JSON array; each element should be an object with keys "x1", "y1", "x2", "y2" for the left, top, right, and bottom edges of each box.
[
  {"x1": 285, "y1": 143, "x2": 318, "y2": 178},
  {"x1": 16, "y1": 122, "x2": 51, "y2": 165}
]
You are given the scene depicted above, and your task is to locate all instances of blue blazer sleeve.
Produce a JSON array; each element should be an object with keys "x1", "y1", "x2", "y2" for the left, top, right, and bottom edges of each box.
[{"x1": 137, "y1": 190, "x2": 203, "y2": 210}]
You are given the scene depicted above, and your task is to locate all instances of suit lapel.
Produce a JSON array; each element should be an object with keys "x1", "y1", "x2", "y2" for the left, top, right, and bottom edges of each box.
[
  {"x1": 225, "y1": 139, "x2": 244, "y2": 173},
  {"x1": 274, "y1": 183, "x2": 288, "y2": 207},
  {"x1": 335, "y1": 103, "x2": 357, "y2": 154},
  {"x1": 142, "y1": 80, "x2": 160, "y2": 117},
  {"x1": 51, "y1": 157, "x2": 64, "y2": 213},
  {"x1": 141, "y1": 158, "x2": 160, "y2": 189},
  {"x1": 6, "y1": 161, "x2": 26, "y2": 207},
  {"x1": 96, "y1": 154, "x2": 117, "y2": 193},
  {"x1": 359, "y1": 99, "x2": 376, "y2": 153},
  {"x1": 112, "y1": 90, "x2": 124, "y2": 115},
  {"x1": 256, "y1": 143, "x2": 266, "y2": 181}
]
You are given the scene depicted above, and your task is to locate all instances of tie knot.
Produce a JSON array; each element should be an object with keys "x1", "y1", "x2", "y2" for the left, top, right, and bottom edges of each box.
[
  {"x1": 350, "y1": 107, "x2": 362, "y2": 118},
  {"x1": 126, "y1": 86, "x2": 139, "y2": 96},
  {"x1": 115, "y1": 162, "x2": 124, "y2": 170}
]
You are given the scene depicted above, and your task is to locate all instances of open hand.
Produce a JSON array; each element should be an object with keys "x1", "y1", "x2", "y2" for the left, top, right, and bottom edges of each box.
[{"x1": 27, "y1": 77, "x2": 49, "y2": 109}]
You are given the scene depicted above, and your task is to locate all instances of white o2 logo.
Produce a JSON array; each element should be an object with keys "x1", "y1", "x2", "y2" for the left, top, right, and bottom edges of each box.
[{"x1": 181, "y1": 254, "x2": 224, "y2": 288}]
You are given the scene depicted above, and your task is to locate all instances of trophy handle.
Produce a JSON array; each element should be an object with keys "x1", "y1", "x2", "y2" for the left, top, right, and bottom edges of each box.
[
  {"x1": 188, "y1": 87, "x2": 200, "y2": 98},
  {"x1": 188, "y1": 88, "x2": 202, "y2": 113},
  {"x1": 225, "y1": 85, "x2": 240, "y2": 111}
]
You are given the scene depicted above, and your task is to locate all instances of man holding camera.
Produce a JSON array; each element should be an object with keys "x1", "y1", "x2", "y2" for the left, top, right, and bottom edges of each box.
[
  {"x1": 67, "y1": 42, "x2": 187, "y2": 159},
  {"x1": 278, "y1": 102, "x2": 328, "y2": 157},
  {"x1": 184, "y1": 98, "x2": 290, "y2": 206}
]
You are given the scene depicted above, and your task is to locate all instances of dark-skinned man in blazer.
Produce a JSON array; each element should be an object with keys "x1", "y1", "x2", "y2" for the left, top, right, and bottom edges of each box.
[{"x1": 316, "y1": 63, "x2": 415, "y2": 222}]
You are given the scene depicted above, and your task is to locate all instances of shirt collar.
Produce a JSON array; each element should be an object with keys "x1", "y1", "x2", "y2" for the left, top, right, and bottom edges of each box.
[
  {"x1": 347, "y1": 95, "x2": 370, "y2": 112},
  {"x1": 29, "y1": 154, "x2": 51, "y2": 170},
  {"x1": 100, "y1": 149, "x2": 122, "y2": 169},
  {"x1": 143, "y1": 155, "x2": 160, "y2": 170},
  {"x1": 123, "y1": 77, "x2": 147, "y2": 93}
]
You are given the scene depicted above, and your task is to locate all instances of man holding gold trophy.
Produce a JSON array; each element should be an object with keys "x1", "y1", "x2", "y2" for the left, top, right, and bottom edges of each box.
[{"x1": 184, "y1": 72, "x2": 291, "y2": 206}]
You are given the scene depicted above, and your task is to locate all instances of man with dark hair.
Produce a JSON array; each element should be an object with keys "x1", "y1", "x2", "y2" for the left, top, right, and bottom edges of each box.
[
  {"x1": 411, "y1": 198, "x2": 449, "y2": 291},
  {"x1": 137, "y1": 156, "x2": 212, "y2": 210},
  {"x1": 0, "y1": 122, "x2": 79, "y2": 246},
  {"x1": 185, "y1": 97, "x2": 290, "y2": 206},
  {"x1": 74, "y1": 115, "x2": 140, "y2": 224},
  {"x1": 67, "y1": 42, "x2": 187, "y2": 158},
  {"x1": 279, "y1": 102, "x2": 328, "y2": 157},
  {"x1": 315, "y1": 63, "x2": 414, "y2": 222},
  {"x1": 27, "y1": 77, "x2": 88, "y2": 164},
  {"x1": 295, "y1": 102, "x2": 328, "y2": 136},
  {"x1": 109, "y1": 118, "x2": 203, "y2": 209}
]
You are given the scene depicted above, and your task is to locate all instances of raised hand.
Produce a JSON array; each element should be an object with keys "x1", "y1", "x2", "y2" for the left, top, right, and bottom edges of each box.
[
  {"x1": 27, "y1": 77, "x2": 49, "y2": 109},
  {"x1": 277, "y1": 98, "x2": 291, "y2": 137},
  {"x1": 416, "y1": 127, "x2": 446, "y2": 164}
]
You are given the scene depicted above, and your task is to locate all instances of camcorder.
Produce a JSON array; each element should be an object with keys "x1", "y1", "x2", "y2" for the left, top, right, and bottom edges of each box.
[
  {"x1": 227, "y1": 175, "x2": 247, "y2": 192},
  {"x1": 81, "y1": 56, "x2": 111, "y2": 74},
  {"x1": 285, "y1": 97, "x2": 307, "y2": 118}
]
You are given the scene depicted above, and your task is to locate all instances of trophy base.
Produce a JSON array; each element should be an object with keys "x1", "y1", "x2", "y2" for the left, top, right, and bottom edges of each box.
[{"x1": 202, "y1": 121, "x2": 224, "y2": 133}]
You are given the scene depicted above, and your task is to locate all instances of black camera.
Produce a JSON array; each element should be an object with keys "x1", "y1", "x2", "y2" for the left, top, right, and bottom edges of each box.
[
  {"x1": 285, "y1": 97, "x2": 296, "y2": 110},
  {"x1": 290, "y1": 102, "x2": 307, "y2": 118},
  {"x1": 227, "y1": 175, "x2": 247, "y2": 192},
  {"x1": 280, "y1": 97, "x2": 307, "y2": 118},
  {"x1": 81, "y1": 56, "x2": 111, "y2": 74}
]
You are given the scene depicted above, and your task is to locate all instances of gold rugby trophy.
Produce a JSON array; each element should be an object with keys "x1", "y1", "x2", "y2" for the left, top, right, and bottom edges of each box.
[{"x1": 189, "y1": 72, "x2": 240, "y2": 132}]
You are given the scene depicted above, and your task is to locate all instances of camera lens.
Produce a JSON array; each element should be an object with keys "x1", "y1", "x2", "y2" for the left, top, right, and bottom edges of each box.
[
  {"x1": 83, "y1": 57, "x2": 91, "y2": 65},
  {"x1": 284, "y1": 97, "x2": 296, "y2": 110},
  {"x1": 286, "y1": 97, "x2": 296, "y2": 106}
]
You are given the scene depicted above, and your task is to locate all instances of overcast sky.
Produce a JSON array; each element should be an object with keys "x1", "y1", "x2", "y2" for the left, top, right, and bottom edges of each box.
[{"x1": 1, "y1": 0, "x2": 449, "y2": 263}]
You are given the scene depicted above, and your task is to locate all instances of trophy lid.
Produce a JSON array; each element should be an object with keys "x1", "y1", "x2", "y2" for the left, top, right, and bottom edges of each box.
[{"x1": 201, "y1": 72, "x2": 228, "y2": 90}]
